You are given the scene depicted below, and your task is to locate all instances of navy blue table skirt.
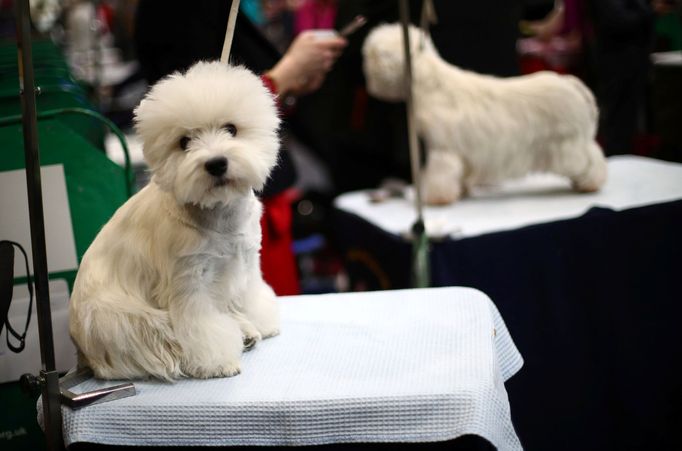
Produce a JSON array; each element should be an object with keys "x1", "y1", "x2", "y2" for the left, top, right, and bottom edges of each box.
[
  {"x1": 333, "y1": 199, "x2": 682, "y2": 451},
  {"x1": 69, "y1": 437, "x2": 495, "y2": 451}
]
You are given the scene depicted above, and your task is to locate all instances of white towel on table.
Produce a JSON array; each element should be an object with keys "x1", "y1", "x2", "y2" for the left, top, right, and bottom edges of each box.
[{"x1": 41, "y1": 287, "x2": 524, "y2": 450}]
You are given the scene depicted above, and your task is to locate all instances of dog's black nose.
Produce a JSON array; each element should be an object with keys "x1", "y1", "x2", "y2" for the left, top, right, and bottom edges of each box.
[{"x1": 204, "y1": 157, "x2": 228, "y2": 177}]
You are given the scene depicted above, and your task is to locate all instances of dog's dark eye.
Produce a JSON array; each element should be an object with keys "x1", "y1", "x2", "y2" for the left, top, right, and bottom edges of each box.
[
  {"x1": 179, "y1": 136, "x2": 191, "y2": 151},
  {"x1": 223, "y1": 123, "x2": 237, "y2": 136}
]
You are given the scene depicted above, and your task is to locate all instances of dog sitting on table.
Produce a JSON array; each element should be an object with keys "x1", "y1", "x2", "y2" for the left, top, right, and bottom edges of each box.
[
  {"x1": 362, "y1": 23, "x2": 607, "y2": 205},
  {"x1": 69, "y1": 61, "x2": 281, "y2": 380}
]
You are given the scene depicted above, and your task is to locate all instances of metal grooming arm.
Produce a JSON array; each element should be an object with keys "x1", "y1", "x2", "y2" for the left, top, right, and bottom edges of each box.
[
  {"x1": 59, "y1": 368, "x2": 136, "y2": 409},
  {"x1": 14, "y1": 1, "x2": 135, "y2": 448},
  {"x1": 22, "y1": 368, "x2": 137, "y2": 411}
]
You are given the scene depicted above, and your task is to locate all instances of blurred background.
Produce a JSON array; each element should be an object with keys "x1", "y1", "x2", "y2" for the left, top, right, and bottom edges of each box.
[
  {"x1": 1, "y1": 1, "x2": 681, "y2": 450},
  {"x1": 1, "y1": 0, "x2": 680, "y2": 295}
]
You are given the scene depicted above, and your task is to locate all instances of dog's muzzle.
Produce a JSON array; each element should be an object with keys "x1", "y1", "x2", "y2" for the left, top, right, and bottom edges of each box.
[{"x1": 205, "y1": 157, "x2": 228, "y2": 177}]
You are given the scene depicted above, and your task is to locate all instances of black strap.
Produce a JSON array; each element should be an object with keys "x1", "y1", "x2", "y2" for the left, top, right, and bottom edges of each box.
[{"x1": 0, "y1": 240, "x2": 33, "y2": 353}]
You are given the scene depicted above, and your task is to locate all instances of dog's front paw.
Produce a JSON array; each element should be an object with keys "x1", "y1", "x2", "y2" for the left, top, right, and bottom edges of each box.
[
  {"x1": 422, "y1": 175, "x2": 462, "y2": 205},
  {"x1": 243, "y1": 334, "x2": 260, "y2": 351},
  {"x1": 254, "y1": 318, "x2": 279, "y2": 339},
  {"x1": 244, "y1": 283, "x2": 280, "y2": 339},
  {"x1": 573, "y1": 150, "x2": 607, "y2": 193},
  {"x1": 235, "y1": 316, "x2": 262, "y2": 351},
  {"x1": 182, "y1": 360, "x2": 241, "y2": 379},
  {"x1": 178, "y1": 330, "x2": 243, "y2": 378},
  {"x1": 261, "y1": 327, "x2": 280, "y2": 339},
  {"x1": 421, "y1": 152, "x2": 464, "y2": 205}
]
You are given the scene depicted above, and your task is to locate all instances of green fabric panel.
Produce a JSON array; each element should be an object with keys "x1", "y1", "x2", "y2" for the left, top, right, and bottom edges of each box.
[
  {"x1": 0, "y1": 39, "x2": 64, "y2": 59},
  {"x1": 0, "y1": 39, "x2": 103, "y2": 147},
  {"x1": 0, "y1": 41, "x2": 116, "y2": 451},
  {"x1": 0, "y1": 119, "x2": 127, "y2": 263},
  {"x1": 656, "y1": 14, "x2": 682, "y2": 50},
  {"x1": 0, "y1": 93, "x2": 104, "y2": 147},
  {"x1": 0, "y1": 382, "x2": 46, "y2": 451}
]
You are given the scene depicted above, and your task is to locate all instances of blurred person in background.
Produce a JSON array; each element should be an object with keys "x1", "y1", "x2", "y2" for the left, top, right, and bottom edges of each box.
[
  {"x1": 588, "y1": 0, "x2": 655, "y2": 156},
  {"x1": 520, "y1": 0, "x2": 657, "y2": 157},
  {"x1": 518, "y1": 0, "x2": 589, "y2": 75},
  {"x1": 294, "y1": 0, "x2": 336, "y2": 36},
  {"x1": 259, "y1": 0, "x2": 300, "y2": 52}
]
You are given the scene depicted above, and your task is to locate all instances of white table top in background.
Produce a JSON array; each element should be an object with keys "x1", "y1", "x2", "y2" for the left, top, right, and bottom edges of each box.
[{"x1": 334, "y1": 156, "x2": 682, "y2": 239}]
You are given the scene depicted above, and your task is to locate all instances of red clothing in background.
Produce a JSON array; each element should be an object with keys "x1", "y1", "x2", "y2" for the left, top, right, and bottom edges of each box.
[
  {"x1": 259, "y1": 74, "x2": 300, "y2": 295},
  {"x1": 260, "y1": 189, "x2": 300, "y2": 296}
]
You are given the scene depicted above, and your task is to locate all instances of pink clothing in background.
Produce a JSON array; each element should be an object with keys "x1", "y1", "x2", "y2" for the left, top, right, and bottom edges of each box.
[
  {"x1": 562, "y1": 0, "x2": 593, "y2": 39},
  {"x1": 294, "y1": 0, "x2": 337, "y2": 34}
]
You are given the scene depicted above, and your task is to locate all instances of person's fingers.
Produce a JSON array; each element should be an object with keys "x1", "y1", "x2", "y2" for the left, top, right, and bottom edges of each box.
[
  {"x1": 329, "y1": 48, "x2": 344, "y2": 60},
  {"x1": 305, "y1": 73, "x2": 325, "y2": 92},
  {"x1": 299, "y1": 30, "x2": 317, "y2": 40},
  {"x1": 281, "y1": 32, "x2": 347, "y2": 87},
  {"x1": 324, "y1": 36, "x2": 347, "y2": 49},
  {"x1": 321, "y1": 52, "x2": 335, "y2": 71},
  {"x1": 316, "y1": 37, "x2": 347, "y2": 52}
]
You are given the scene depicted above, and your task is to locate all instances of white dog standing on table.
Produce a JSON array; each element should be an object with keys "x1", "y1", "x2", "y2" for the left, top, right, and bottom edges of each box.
[
  {"x1": 362, "y1": 24, "x2": 607, "y2": 205},
  {"x1": 69, "y1": 62, "x2": 281, "y2": 380}
]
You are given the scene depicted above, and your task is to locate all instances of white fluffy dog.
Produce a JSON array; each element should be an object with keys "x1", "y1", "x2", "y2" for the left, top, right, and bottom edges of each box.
[
  {"x1": 363, "y1": 24, "x2": 607, "y2": 205},
  {"x1": 69, "y1": 62, "x2": 281, "y2": 380}
]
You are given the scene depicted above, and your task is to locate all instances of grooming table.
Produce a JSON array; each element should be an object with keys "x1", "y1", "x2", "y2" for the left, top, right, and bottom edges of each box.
[
  {"x1": 334, "y1": 155, "x2": 682, "y2": 240},
  {"x1": 332, "y1": 155, "x2": 682, "y2": 450},
  {"x1": 41, "y1": 288, "x2": 523, "y2": 450}
]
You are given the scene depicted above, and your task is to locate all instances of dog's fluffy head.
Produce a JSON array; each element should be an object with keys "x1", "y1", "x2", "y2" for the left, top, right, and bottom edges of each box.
[
  {"x1": 362, "y1": 23, "x2": 436, "y2": 102},
  {"x1": 134, "y1": 61, "x2": 280, "y2": 209}
]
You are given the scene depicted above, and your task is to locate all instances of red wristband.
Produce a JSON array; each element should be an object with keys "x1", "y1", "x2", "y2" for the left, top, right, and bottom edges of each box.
[{"x1": 261, "y1": 73, "x2": 278, "y2": 95}]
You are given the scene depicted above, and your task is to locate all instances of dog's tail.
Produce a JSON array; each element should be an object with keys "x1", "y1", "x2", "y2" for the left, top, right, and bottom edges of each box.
[
  {"x1": 564, "y1": 75, "x2": 599, "y2": 130},
  {"x1": 71, "y1": 292, "x2": 183, "y2": 381}
]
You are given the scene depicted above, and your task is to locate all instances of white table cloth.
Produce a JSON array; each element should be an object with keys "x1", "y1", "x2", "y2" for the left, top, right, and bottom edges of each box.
[
  {"x1": 334, "y1": 155, "x2": 682, "y2": 239},
  {"x1": 42, "y1": 288, "x2": 523, "y2": 450}
]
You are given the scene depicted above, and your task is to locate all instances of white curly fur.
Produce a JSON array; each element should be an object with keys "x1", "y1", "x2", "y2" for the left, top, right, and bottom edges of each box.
[
  {"x1": 69, "y1": 62, "x2": 281, "y2": 380},
  {"x1": 363, "y1": 24, "x2": 607, "y2": 205}
]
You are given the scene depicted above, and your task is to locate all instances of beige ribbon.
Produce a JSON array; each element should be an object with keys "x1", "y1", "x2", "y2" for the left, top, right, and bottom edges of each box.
[{"x1": 220, "y1": 0, "x2": 242, "y2": 64}]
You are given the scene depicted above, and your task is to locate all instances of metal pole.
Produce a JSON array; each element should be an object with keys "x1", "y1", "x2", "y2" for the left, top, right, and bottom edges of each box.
[
  {"x1": 14, "y1": 0, "x2": 64, "y2": 449},
  {"x1": 399, "y1": 0, "x2": 424, "y2": 221},
  {"x1": 399, "y1": 0, "x2": 430, "y2": 288}
]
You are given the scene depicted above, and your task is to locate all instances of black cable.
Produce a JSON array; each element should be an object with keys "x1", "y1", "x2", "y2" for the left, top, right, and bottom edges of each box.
[{"x1": 0, "y1": 240, "x2": 33, "y2": 353}]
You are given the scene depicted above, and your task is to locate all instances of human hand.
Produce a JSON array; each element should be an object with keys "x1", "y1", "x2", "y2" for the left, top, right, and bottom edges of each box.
[{"x1": 266, "y1": 30, "x2": 347, "y2": 96}]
